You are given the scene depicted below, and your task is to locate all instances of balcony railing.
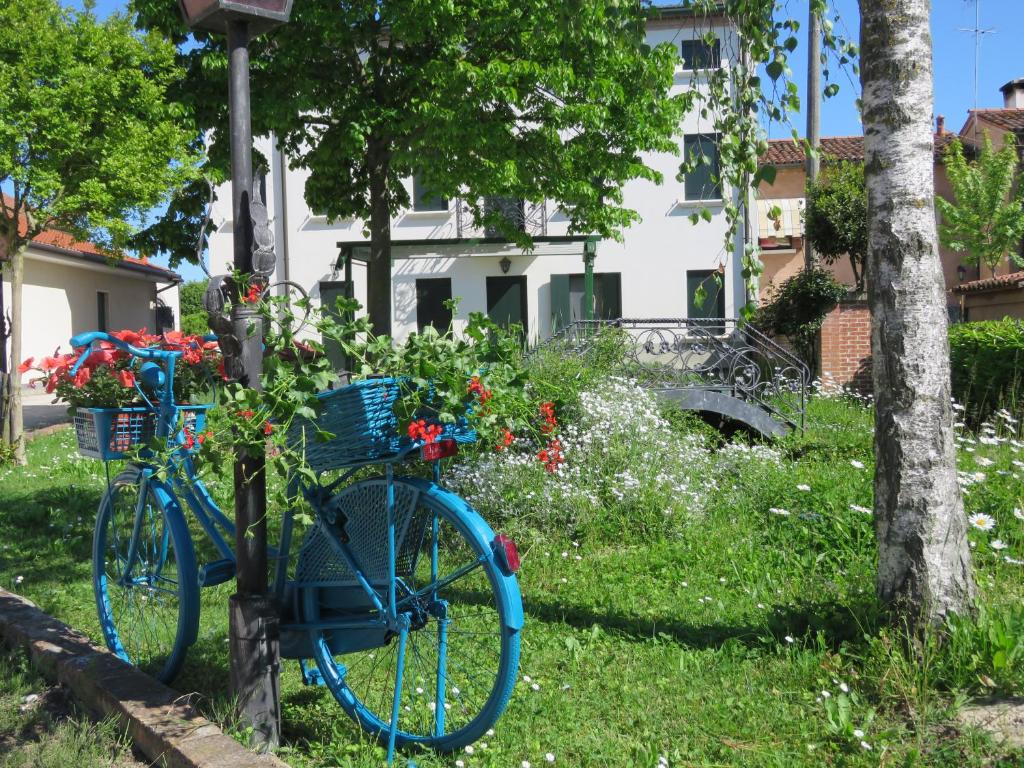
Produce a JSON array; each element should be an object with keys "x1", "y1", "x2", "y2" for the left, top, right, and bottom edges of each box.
[
  {"x1": 454, "y1": 197, "x2": 548, "y2": 239},
  {"x1": 540, "y1": 318, "x2": 811, "y2": 430}
]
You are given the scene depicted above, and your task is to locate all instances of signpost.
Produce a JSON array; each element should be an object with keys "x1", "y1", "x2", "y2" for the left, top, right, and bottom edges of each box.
[{"x1": 178, "y1": 0, "x2": 293, "y2": 748}]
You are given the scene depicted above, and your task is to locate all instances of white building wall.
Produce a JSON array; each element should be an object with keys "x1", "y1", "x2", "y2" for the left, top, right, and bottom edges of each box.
[
  {"x1": 207, "y1": 15, "x2": 746, "y2": 342},
  {"x1": 5, "y1": 249, "x2": 174, "y2": 381}
]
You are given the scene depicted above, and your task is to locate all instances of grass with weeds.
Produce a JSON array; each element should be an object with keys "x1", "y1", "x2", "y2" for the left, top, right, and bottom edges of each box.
[
  {"x1": 2, "y1": 393, "x2": 1024, "y2": 766},
  {"x1": 0, "y1": 645, "x2": 139, "y2": 768}
]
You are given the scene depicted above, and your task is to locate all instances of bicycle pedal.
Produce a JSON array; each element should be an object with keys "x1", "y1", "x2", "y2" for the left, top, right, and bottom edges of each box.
[
  {"x1": 299, "y1": 659, "x2": 325, "y2": 686},
  {"x1": 198, "y1": 558, "x2": 236, "y2": 587}
]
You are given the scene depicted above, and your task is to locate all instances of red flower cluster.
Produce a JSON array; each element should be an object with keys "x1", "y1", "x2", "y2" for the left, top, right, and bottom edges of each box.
[
  {"x1": 235, "y1": 409, "x2": 272, "y2": 436},
  {"x1": 537, "y1": 439, "x2": 564, "y2": 473},
  {"x1": 540, "y1": 401, "x2": 558, "y2": 434},
  {"x1": 407, "y1": 419, "x2": 443, "y2": 444},
  {"x1": 240, "y1": 284, "x2": 263, "y2": 304},
  {"x1": 183, "y1": 428, "x2": 213, "y2": 450},
  {"x1": 494, "y1": 428, "x2": 515, "y2": 452},
  {"x1": 467, "y1": 376, "x2": 492, "y2": 404}
]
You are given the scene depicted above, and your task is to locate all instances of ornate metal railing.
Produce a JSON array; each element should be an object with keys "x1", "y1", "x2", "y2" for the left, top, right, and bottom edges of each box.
[
  {"x1": 540, "y1": 318, "x2": 811, "y2": 430},
  {"x1": 454, "y1": 197, "x2": 548, "y2": 239}
]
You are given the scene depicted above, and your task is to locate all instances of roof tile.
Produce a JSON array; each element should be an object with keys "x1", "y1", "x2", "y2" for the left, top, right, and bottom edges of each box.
[{"x1": 952, "y1": 271, "x2": 1024, "y2": 294}]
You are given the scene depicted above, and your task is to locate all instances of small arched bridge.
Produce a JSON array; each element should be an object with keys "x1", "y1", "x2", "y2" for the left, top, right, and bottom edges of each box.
[{"x1": 538, "y1": 318, "x2": 811, "y2": 439}]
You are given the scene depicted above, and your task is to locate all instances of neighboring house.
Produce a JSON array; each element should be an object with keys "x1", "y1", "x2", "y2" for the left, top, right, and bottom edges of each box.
[
  {"x1": 2, "y1": 227, "x2": 181, "y2": 374},
  {"x1": 207, "y1": 5, "x2": 746, "y2": 343},
  {"x1": 756, "y1": 77, "x2": 1024, "y2": 314},
  {"x1": 951, "y1": 271, "x2": 1024, "y2": 322}
]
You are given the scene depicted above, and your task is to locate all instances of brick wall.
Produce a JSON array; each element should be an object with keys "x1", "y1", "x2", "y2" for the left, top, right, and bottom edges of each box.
[{"x1": 819, "y1": 298, "x2": 872, "y2": 392}]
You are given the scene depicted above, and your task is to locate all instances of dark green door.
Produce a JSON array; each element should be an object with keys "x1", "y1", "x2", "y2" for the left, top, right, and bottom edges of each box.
[
  {"x1": 486, "y1": 276, "x2": 528, "y2": 336},
  {"x1": 319, "y1": 280, "x2": 351, "y2": 371},
  {"x1": 686, "y1": 270, "x2": 725, "y2": 332}
]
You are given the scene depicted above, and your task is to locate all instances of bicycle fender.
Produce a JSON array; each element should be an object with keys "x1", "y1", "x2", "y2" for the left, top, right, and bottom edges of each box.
[{"x1": 400, "y1": 478, "x2": 524, "y2": 632}]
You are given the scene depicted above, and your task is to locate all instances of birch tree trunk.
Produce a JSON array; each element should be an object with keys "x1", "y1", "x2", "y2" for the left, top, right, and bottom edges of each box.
[
  {"x1": 8, "y1": 243, "x2": 26, "y2": 465},
  {"x1": 860, "y1": 0, "x2": 975, "y2": 624}
]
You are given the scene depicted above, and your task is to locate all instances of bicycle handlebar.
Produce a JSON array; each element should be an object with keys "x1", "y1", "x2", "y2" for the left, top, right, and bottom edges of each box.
[{"x1": 69, "y1": 331, "x2": 181, "y2": 376}]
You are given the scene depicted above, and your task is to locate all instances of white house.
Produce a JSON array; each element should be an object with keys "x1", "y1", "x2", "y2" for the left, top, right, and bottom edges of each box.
[
  {"x1": 3, "y1": 227, "x2": 181, "y2": 372},
  {"x1": 208, "y1": 5, "x2": 746, "y2": 342}
]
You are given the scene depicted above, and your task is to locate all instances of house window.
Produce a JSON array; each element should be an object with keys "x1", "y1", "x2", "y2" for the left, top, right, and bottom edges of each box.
[
  {"x1": 686, "y1": 270, "x2": 726, "y2": 327},
  {"x1": 680, "y1": 38, "x2": 721, "y2": 70},
  {"x1": 483, "y1": 197, "x2": 526, "y2": 237},
  {"x1": 96, "y1": 292, "x2": 109, "y2": 332},
  {"x1": 412, "y1": 174, "x2": 447, "y2": 212},
  {"x1": 550, "y1": 273, "x2": 622, "y2": 332},
  {"x1": 683, "y1": 134, "x2": 722, "y2": 201},
  {"x1": 415, "y1": 278, "x2": 453, "y2": 332}
]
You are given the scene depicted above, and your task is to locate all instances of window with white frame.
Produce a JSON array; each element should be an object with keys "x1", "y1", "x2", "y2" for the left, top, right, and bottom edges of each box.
[
  {"x1": 680, "y1": 37, "x2": 721, "y2": 71},
  {"x1": 682, "y1": 133, "x2": 722, "y2": 201}
]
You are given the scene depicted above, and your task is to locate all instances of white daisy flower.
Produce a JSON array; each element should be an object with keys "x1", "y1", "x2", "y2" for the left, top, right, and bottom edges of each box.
[
  {"x1": 968, "y1": 513, "x2": 996, "y2": 532},
  {"x1": 784, "y1": 635, "x2": 795, "y2": 644},
  {"x1": 850, "y1": 504, "x2": 872, "y2": 515},
  {"x1": 850, "y1": 460, "x2": 865, "y2": 469},
  {"x1": 991, "y1": 539, "x2": 1009, "y2": 551},
  {"x1": 853, "y1": 729, "x2": 864, "y2": 738},
  {"x1": 545, "y1": 754, "x2": 555, "y2": 763},
  {"x1": 860, "y1": 741, "x2": 872, "y2": 750},
  {"x1": 769, "y1": 507, "x2": 790, "y2": 516},
  {"x1": 796, "y1": 484, "x2": 811, "y2": 492},
  {"x1": 839, "y1": 683, "x2": 849, "y2": 693},
  {"x1": 1014, "y1": 508, "x2": 1024, "y2": 520}
]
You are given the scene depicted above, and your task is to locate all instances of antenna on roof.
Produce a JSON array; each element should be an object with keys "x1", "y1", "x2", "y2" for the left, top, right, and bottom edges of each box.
[{"x1": 958, "y1": 0, "x2": 996, "y2": 140}]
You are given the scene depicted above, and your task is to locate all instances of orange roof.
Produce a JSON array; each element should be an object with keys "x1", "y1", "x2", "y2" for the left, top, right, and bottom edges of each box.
[
  {"x1": 952, "y1": 271, "x2": 1024, "y2": 294},
  {"x1": 1, "y1": 194, "x2": 177, "y2": 280},
  {"x1": 761, "y1": 133, "x2": 959, "y2": 167},
  {"x1": 966, "y1": 109, "x2": 1024, "y2": 133}
]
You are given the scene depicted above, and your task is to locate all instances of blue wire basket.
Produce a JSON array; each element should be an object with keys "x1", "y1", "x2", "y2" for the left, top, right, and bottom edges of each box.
[
  {"x1": 74, "y1": 404, "x2": 215, "y2": 460},
  {"x1": 287, "y1": 378, "x2": 477, "y2": 474}
]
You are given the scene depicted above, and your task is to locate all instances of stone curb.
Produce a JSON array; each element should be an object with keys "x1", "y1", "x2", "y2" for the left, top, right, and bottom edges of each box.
[{"x1": 0, "y1": 587, "x2": 290, "y2": 768}]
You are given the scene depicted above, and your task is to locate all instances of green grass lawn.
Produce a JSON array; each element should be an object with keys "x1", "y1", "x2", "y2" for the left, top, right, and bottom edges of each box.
[
  {"x1": 2, "y1": 395, "x2": 1024, "y2": 767},
  {"x1": 0, "y1": 645, "x2": 139, "y2": 767}
]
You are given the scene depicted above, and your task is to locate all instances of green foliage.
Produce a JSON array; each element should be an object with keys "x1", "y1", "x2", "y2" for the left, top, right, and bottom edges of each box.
[
  {"x1": 937, "y1": 605, "x2": 1024, "y2": 695},
  {"x1": 0, "y1": 0, "x2": 196, "y2": 252},
  {"x1": 755, "y1": 267, "x2": 847, "y2": 364},
  {"x1": 804, "y1": 160, "x2": 867, "y2": 292},
  {"x1": 948, "y1": 319, "x2": 1024, "y2": 423},
  {"x1": 179, "y1": 281, "x2": 205, "y2": 317},
  {"x1": 180, "y1": 312, "x2": 209, "y2": 337},
  {"x1": 937, "y1": 134, "x2": 1024, "y2": 274}
]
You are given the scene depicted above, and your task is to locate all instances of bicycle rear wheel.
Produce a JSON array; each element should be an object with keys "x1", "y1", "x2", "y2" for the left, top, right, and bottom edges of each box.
[
  {"x1": 93, "y1": 464, "x2": 199, "y2": 683},
  {"x1": 300, "y1": 477, "x2": 521, "y2": 753}
]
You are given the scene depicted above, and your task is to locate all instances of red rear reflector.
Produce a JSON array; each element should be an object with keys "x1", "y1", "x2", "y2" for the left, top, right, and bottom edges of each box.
[
  {"x1": 421, "y1": 439, "x2": 458, "y2": 462},
  {"x1": 493, "y1": 534, "x2": 520, "y2": 573}
]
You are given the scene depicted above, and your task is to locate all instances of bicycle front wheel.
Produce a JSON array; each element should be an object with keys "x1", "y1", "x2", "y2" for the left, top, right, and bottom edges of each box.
[
  {"x1": 300, "y1": 477, "x2": 522, "y2": 752},
  {"x1": 93, "y1": 464, "x2": 199, "y2": 683}
]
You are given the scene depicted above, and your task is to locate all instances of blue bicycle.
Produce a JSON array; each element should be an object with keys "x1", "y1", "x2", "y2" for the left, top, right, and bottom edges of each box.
[{"x1": 69, "y1": 330, "x2": 523, "y2": 760}]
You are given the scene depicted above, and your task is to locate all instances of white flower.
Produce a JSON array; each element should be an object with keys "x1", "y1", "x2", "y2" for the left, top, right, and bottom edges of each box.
[
  {"x1": 860, "y1": 741, "x2": 872, "y2": 750},
  {"x1": 1004, "y1": 556, "x2": 1024, "y2": 565},
  {"x1": 853, "y1": 729, "x2": 864, "y2": 738},
  {"x1": 991, "y1": 539, "x2": 1009, "y2": 551},
  {"x1": 546, "y1": 754, "x2": 555, "y2": 763},
  {"x1": 797, "y1": 484, "x2": 811, "y2": 492},
  {"x1": 784, "y1": 635, "x2": 795, "y2": 644},
  {"x1": 456, "y1": 760, "x2": 465, "y2": 767},
  {"x1": 464, "y1": 745, "x2": 474, "y2": 754},
  {"x1": 770, "y1": 507, "x2": 790, "y2": 516},
  {"x1": 976, "y1": 457, "x2": 994, "y2": 467},
  {"x1": 522, "y1": 762, "x2": 532, "y2": 768},
  {"x1": 850, "y1": 460, "x2": 865, "y2": 469},
  {"x1": 531, "y1": 683, "x2": 540, "y2": 691},
  {"x1": 486, "y1": 729, "x2": 494, "y2": 737},
  {"x1": 821, "y1": 690, "x2": 831, "y2": 699},
  {"x1": 14, "y1": 575, "x2": 24, "y2": 585},
  {"x1": 1014, "y1": 508, "x2": 1024, "y2": 521},
  {"x1": 850, "y1": 504, "x2": 872, "y2": 515},
  {"x1": 968, "y1": 513, "x2": 996, "y2": 532},
  {"x1": 839, "y1": 683, "x2": 849, "y2": 693}
]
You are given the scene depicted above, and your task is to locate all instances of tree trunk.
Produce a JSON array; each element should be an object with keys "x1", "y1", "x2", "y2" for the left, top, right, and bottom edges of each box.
[
  {"x1": 7, "y1": 243, "x2": 26, "y2": 465},
  {"x1": 366, "y1": 136, "x2": 392, "y2": 337},
  {"x1": 860, "y1": 0, "x2": 975, "y2": 624}
]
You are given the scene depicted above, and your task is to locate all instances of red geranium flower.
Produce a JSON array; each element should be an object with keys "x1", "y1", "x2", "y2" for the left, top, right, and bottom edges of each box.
[{"x1": 17, "y1": 357, "x2": 34, "y2": 374}]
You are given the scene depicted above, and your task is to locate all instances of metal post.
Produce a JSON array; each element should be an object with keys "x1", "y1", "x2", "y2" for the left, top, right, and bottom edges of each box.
[
  {"x1": 226, "y1": 17, "x2": 280, "y2": 751},
  {"x1": 805, "y1": 3, "x2": 821, "y2": 269},
  {"x1": 583, "y1": 250, "x2": 595, "y2": 322}
]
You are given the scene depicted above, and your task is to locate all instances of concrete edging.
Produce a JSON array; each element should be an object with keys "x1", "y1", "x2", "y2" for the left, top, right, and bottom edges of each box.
[{"x1": 0, "y1": 587, "x2": 290, "y2": 768}]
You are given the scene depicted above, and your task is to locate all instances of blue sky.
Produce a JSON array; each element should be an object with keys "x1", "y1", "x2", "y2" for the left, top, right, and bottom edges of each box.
[{"x1": 70, "y1": 0, "x2": 1021, "y2": 281}]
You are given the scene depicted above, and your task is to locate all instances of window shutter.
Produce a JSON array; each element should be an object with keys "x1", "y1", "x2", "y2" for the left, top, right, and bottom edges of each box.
[{"x1": 551, "y1": 274, "x2": 571, "y2": 333}]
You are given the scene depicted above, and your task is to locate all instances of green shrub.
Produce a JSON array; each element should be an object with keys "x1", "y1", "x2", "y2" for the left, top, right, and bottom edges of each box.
[
  {"x1": 180, "y1": 311, "x2": 209, "y2": 337},
  {"x1": 948, "y1": 318, "x2": 1024, "y2": 422},
  {"x1": 755, "y1": 267, "x2": 847, "y2": 365}
]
